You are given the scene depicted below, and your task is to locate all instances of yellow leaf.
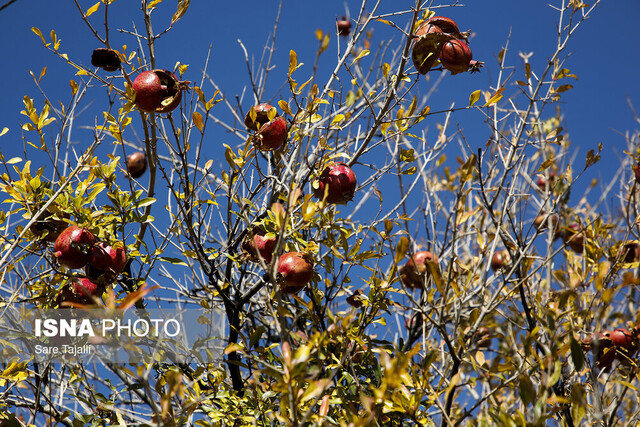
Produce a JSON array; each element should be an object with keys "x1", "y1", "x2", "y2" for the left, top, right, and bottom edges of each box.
[
  {"x1": 86, "y1": 1, "x2": 100, "y2": 17},
  {"x1": 483, "y1": 88, "x2": 505, "y2": 107},
  {"x1": 321, "y1": 33, "x2": 330, "y2": 53},
  {"x1": 351, "y1": 49, "x2": 370, "y2": 65},
  {"x1": 193, "y1": 111, "x2": 204, "y2": 132},
  {"x1": 330, "y1": 114, "x2": 345, "y2": 125},
  {"x1": 31, "y1": 27, "x2": 46, "y2": 45},
  {"x1": 171, "y1": 0, "x2": 190, "y2": 26},
  {"x1": 0, "y1": 127, "x2": 8, "y2": 137},
  {"x1": 289, "y1": 50, "x2": 298, "y2": 76},
  {"x1": 383, "y1": 63, "x2": 390, "y2": 79},
  {"x1": 315, "y1": 29, "x2": 323, "y2": 41},
  {"x1": 278, "y1": 100, "x2": 292, "y2": 116},
  {"x1": 469, "y1": 89, "x2": 482, "y2": 107},
  {"x1": 224, "y1": 343, "x2": 244, "y2": 354},
  {"x1": 147, "y1": 0, "x2": 163, "y2": 9}
]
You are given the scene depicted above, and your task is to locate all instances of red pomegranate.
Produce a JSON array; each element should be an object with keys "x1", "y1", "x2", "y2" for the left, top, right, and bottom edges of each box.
[
  {"x1": 57, "y1": 277, "x2": 104, "y2": 306},
  {"x1": 88, "y1": 242, "x2": 128, "y2": 273},
  {"x1": 53, "y1": 226, "x2": 96, "y2": 269},
  {"x1": 243, "y1": 232, "x2": 277, "y2": 263},
  {"x1": 256, "y1": 116, "x2": 287, "y2": 151},
  {"x1": 312, "y1": 162, "x2": 357, "y2": 204},
  {"x1": 439, "y1": 39, "x2": 473, "y2": 75},
  {"x1": 133, "y1": 69, "x2": 183, "y2": 113},
  {"x1": 277, "y1": 252, "x2": 314, "y2": 294}
]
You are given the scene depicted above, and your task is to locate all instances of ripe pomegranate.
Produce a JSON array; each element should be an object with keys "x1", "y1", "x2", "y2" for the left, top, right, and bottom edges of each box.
[
  {"x1": 399, "y1": 251, "x2": 438, "y2": 289},
  {"x1": 256, "y1": 116, "x2": 287, "y2": 150},
  {"x1": 126, "y1": 151, "x2": 147, "y2": 179},
  {"x1": 536, "y1": 172, "x2": 557, "y2": 190},
  {"x1": 88, "y1": 242, "x2": 128, "y2": 273},
  {"x1": 312, "y1": 162, "x2": 357, "y2": 204},
  {"x1": 619, "y1": 242, "x2": 640, "y2": 263},
  {"x1": 634, "y1": 163, "x2": 640, "y2": 183},
  {"x1": 439, "y1": 39, "x2": 473, "y2": 75},
  {"x1": 133, "y1": 69, "x2": 184, "y2": 113},
  {"x1": 53, "y1": 226, "x2": 96, "y2": 269},
  {"x1": 91, "y1": 48, "x2": 121, "y2": 72},
  {"x1": 57, "y1": 277, "x2": 104, "y2": 306},
  {"x1": 610, "y1": 328, "x2": 635, "y2": 348},
  {"x1": 277, "y1": 252, "x2": 314, "y2": 294},
  {"x1": 562, "y1": 223, "x2": 585, "y2": 253},
  {"x1": 243, "y1": 232, "x2": 277, "y2": 263},
  {"x1": 490, "y1": 249, "x2": 510, "y2": 271},
  {"x1": 244, "y1": 104, "x2": 287, "y2": 150},
  {"x1": 337, "y1": 17, "x2": 352, "y2": 37}
]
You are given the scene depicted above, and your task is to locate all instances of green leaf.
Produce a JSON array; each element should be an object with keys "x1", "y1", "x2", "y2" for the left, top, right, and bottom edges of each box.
[
  {"x1": 570, "y1": 336, "x2": 584, "y2": 371},
  {"x1": 133, "y1": 197, "x2": 156, "y2": 209},
  {"x1": 158, "y1": 257, "x2": 188, "y2": 266},
  {"x1": 518, "y1": 374, "x2": 536, "y2": 406}
]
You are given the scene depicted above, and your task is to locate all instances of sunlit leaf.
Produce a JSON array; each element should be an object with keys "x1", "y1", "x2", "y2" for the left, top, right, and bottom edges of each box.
[
  {"x1": 193, "y1": 111, "x2": 204, "y2": 132},
  {"x1": 85, "y1": 2, "x2": 100, "y2": 17},
  {"x1": 469, "y1": 89, "x2": 482, "y2": 107}
]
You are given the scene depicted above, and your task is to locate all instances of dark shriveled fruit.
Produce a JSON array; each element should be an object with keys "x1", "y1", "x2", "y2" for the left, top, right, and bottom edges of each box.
[
  {"x1": 244, "y1": 103, "x2": 277, "y2": 131},
  {"x1": 619, "y1": 242, "x2": 640, "y2": 263},
  {"x1": 53, "y1": 226, "x2": 96, "y2": 269},
  {"x1": 562, "y1": 223, "x2": 585, "y2": 253},
  {"x1": 399, "y1": 251, "x2": 438, "y2": 289},
  {"x1": 337, "y1": 17, "x2": 352, "y2": 37},
  {"x1": 126, "y1": 152, "x2": 147, "y2": 179},
  {"x1": 91, "y1": 48, "x2": 121, "y2": 72},
  {"x1": 423, "y1": 16, "x2": 465, "y2": 39},
  {"x1": 411, "y1": 30, "x2": 452, "y2": 74},
  {"x1": 30, "y1": 209, "x2": 69, "y2": 243},
  {"x1": 312, "y1": 162, "x2": 357, "y2": 204},
  {"x1": 277, "y1": 252, "x2": 314, "y2": 294}
]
